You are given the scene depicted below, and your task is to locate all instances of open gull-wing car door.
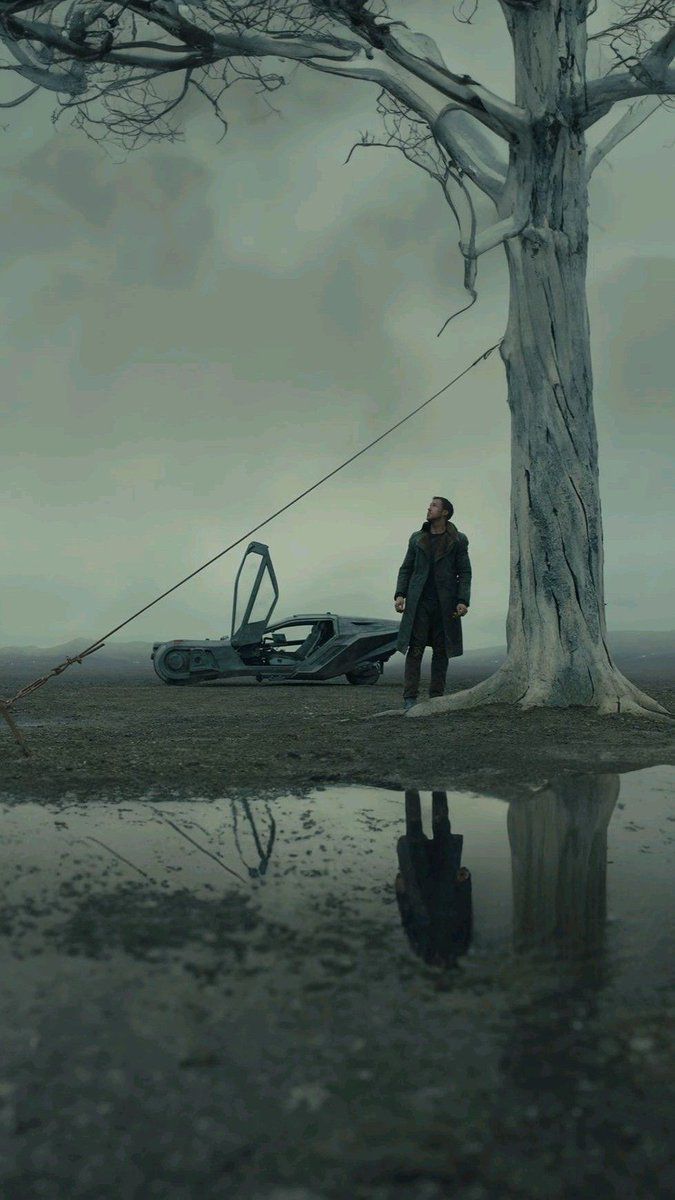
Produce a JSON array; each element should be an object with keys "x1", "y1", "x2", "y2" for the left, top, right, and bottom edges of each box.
[{"x1": 231, "y1": 542, "x2": 279, "y2": 649}]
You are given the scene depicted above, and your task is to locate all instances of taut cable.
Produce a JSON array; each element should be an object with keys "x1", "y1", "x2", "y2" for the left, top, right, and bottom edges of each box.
[{"x1": 1, "y1": 340, "x2": 501, "y2": 752}]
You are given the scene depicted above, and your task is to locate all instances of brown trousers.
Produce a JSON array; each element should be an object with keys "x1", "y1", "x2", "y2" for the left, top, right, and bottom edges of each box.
[{"x1": 403, "y1": 594, "x2": 449, "y2": 700}]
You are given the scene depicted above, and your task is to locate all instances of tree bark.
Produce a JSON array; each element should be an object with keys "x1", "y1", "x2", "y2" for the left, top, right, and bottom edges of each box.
[{"x1": 410, "y1": 0, "x2": 670, "y2": 718}]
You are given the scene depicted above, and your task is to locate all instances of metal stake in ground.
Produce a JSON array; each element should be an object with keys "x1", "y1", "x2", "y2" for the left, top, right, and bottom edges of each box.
[{"x1": 0, "y1": 700, "x2": 30, "y2": 757}]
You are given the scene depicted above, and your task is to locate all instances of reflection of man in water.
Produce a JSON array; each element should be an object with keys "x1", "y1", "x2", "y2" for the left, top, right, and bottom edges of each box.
[{"x1": 395, "y1": 790, "x2": 472, "y2": 967}]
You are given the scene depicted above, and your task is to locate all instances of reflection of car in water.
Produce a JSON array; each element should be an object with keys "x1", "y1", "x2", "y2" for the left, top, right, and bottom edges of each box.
[
  {"x1": 395, "y1": 790, "x2": 473, "y2": 968},
  {"x1": 151, "y1": 541, "x2": 399, "y2": 687}
]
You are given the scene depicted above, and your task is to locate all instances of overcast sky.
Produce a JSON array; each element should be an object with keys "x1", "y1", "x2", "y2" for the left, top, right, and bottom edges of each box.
[{"x1": 1, "y1": 2, "x2": 673, "y2": 650}]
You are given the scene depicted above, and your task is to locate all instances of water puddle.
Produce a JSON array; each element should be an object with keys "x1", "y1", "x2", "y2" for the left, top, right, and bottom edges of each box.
[{"x1": 1, "y1": 765, "x2": 673, "y2": 991}]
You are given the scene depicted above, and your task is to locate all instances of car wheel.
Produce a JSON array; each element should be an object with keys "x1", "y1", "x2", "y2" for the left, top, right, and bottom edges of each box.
[{"x1": 345, "y1": 665, "x2": 380, "y2": 685}]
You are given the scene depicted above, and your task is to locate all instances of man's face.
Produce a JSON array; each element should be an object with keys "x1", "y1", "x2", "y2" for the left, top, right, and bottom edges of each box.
[{"x1": 427, "y1": 497, "x2": 447, "y2": 523}]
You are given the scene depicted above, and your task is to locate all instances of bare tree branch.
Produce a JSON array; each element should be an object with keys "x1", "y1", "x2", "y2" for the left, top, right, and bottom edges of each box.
[
  {"x1": 0, "y1": 2, "x2": 526, "y2": 141},
  {"x1": 1, "y1": 12, "x2": 88, "y2": 94},
  {"x1": 341, "y1": 87, "x2": 507, "y2": 335},
  {"x1": 309, "y1": 1, "x2": 526, "y2": 138},
  {"x1": 584, "y1": 20, "x2": 675, "y2": 122},
  {"x1": 433, "y1": 105, "x2": 508, "y2": 202},
  {"x1": 0, "y1": 78, "x2": 38, "y2": 103},
  {"x1": 436, "y1": 183, "x2": 530, "y2": 336},
  {"x1": 585, "y1": 64, "x2": 675, "y2": 118},
  {"x1": 0, "y1": 4, "x2": 668, "y2": 223},
  {"x1": 588, "y1": 0, "x2": 672, "y2": 52},
  {"x1": 586, "y1": 93, "x2": 666, "y2": 176},
  {"x1": 636, "y1": 18, "x2": 675, "y2": 73},
  {"x1": 297, "y1": 46, "x2": 444, "y2": 127},
  {"x1": 370, "y1": 21, "x2": 527, "y2": 141},
  {"x1": 468, "y1": 205, "x2": 530, "y2": 258}
]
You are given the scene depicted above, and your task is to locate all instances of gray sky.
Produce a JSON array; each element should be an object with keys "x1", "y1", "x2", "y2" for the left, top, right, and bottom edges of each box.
[{"x1": 1, "y1": 2, "x2": 673, "y2": 649}]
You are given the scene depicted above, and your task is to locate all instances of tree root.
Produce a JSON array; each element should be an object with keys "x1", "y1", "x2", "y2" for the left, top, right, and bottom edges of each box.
[
  {"x1": 407, "y1": 662, "x2": 674, "y2": 721},
  {"x1": 407, "y1": 662, "x2": 521, "y2": 718},
  {"x1": 593, "y1": 669, "x2": 673, "y2": 718}
]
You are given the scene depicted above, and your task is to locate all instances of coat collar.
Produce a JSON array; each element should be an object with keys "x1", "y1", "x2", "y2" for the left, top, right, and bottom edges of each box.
[{"x1": 416, "y1": 521, "x2": 459, "y2": 559}]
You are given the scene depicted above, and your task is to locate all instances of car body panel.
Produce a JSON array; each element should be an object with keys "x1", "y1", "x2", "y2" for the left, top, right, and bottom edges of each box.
[{"x1": 152, "y1": 542, "x2": 399, "y2": 686}]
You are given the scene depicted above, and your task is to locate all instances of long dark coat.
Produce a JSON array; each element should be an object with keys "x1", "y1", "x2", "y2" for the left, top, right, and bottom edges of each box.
[{"x1": 394, "y1": 522, "x2": 472, "y2": 658}]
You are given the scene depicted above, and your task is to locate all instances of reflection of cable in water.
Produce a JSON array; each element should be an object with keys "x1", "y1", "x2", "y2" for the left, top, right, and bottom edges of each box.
[
  {"x1": 75, "y1": 835, "x2": 155, "y2": 883},
  {"x1": 148, "y1": 806, "x2": 246, "y2": 884},
  {"x1": 231, "y1": 799, "x2": 277, "y2": 878}
]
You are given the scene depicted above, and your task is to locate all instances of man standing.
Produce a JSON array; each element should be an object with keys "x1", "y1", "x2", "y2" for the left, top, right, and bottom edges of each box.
[{"x1": 394, "y1": 497, "x2": 471, "y2": 711}]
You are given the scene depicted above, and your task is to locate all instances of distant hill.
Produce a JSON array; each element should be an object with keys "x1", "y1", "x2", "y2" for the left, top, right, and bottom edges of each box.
[
  {"x1": 383, "y1": 629, "x2": 674, "y2": 683},
  {"x1": 0, "y1": 639, "x2": 152, "y2": 669},
  {"x1": 0, "y1": 638, "x2": 152, "y2": 661},
  {"x1": 0, "y1": 639, "x2": 154, "y2": 682},
  {"x1": 0, "y1": 630, "x2": 671, "y2": 685}
]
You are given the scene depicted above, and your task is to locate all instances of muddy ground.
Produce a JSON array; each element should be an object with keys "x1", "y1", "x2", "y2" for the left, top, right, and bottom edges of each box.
[
  {"x1": 2, "y1": 665, "x2": 674, "y2": 799},
  {"x1": 1, "y1": 664, "x2": 674, "y2": 1199}
]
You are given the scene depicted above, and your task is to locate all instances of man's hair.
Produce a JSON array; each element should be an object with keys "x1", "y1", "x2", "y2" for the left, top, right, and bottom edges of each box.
[{"x1": 422, "y1": 495, "x2": 454, "y2": 531}]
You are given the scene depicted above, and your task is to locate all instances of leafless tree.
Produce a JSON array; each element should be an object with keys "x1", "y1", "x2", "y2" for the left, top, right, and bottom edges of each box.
[{"x1": 1, "y1": 1, "x2": 673, "y2": 717}]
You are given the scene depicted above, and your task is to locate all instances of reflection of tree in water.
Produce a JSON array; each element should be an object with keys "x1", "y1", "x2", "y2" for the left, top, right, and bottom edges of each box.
[
  {"x1": 507, "y1": 773, "x2": 619, "y2": 961},
  {"x1": 501, "y1": 776, "x2": 621, "y2": 1124},
  {"x1": 231, "y1": 800, "x2": 276, "y2": 879},
  {"x1": 395, "y1": 790, "x2": 472, "y2": 968}
]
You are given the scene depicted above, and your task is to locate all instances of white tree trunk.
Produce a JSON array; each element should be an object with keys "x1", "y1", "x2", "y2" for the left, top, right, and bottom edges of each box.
[
  {"x1": 497, "y1": 218, "x2": 651, "y2": 712},
  {"x1": 411, "y1": 1, "x2": 670, "y2": 719}
]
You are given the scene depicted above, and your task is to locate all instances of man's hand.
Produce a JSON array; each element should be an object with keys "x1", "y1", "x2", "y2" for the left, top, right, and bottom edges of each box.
[
  {"x1": 456, "y1": 603, "x2": 468, "y2": 617},
  {"x1": 394, "y1": 596, "x2": 406, "y2": 613}
]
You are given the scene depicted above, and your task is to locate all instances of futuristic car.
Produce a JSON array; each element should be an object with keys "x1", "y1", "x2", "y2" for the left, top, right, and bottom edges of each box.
[{"x1": 151, "y1": 541, "x2": 399, "y2": 687}]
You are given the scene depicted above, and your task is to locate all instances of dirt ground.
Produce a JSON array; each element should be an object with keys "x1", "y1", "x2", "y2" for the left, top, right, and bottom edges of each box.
[
  {"x1": 2, "y1": 666, "x2": 674, "y2": 800},
  {"x1": 1, "y1": 666, "x2": 674, "y2": 1199}
]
